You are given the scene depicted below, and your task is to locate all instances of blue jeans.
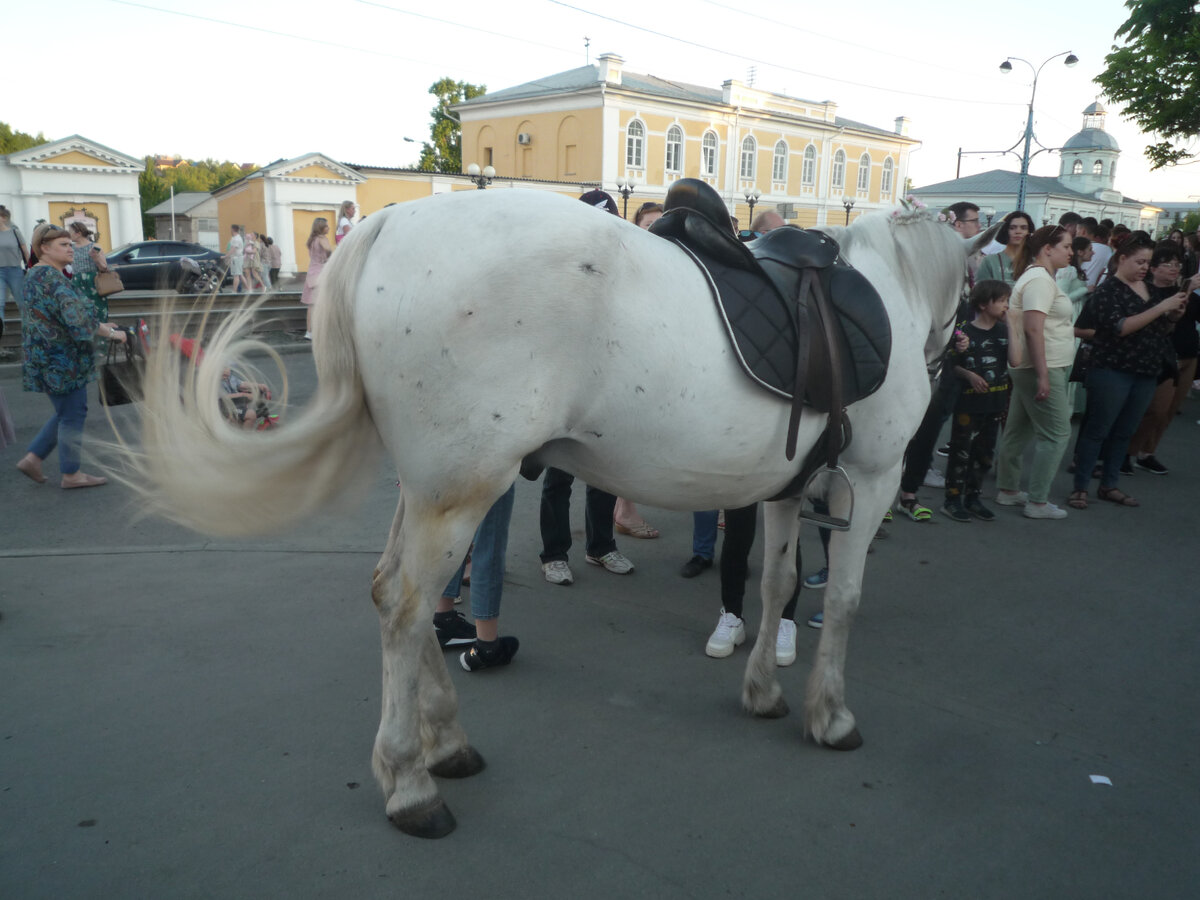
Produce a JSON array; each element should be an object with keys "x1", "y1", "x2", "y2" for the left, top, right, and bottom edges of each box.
[
  {"x1": 691, "y1": 510, "x2": 719, "y2": 559},
  {"x1": 28, "y1": 385, "x2": 88, "y2": 475},
  {"x1": 442, "y1": 484, "x2": 515, "y2": 621},
  {"x1": 538, "y1": 467, "x2": 617, "y2": 562},
  {"x1": 1074, "y1": 367, "x2": 1157, "y2": 491}
]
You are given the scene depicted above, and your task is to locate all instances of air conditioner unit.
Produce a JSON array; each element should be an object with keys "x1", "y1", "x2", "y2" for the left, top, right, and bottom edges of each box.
[{"x1": 517, "y1": 133, "x2": 532, "y2": 145}]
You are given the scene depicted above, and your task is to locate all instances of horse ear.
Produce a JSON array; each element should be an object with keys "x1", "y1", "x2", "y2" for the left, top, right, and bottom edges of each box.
[{"x1": 969, "y1": 222, "x2": 1001, "y2": 256}]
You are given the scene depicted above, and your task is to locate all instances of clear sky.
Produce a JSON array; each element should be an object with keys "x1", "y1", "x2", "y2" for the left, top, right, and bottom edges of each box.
[{"x1": 6, "y1": 0, "x2": 1196, "y2": 204}]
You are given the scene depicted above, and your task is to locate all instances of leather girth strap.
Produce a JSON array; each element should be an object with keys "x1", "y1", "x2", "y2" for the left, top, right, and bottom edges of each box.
[{"x1": 786, "y1": 269, "x2": 849, "y2": 469}]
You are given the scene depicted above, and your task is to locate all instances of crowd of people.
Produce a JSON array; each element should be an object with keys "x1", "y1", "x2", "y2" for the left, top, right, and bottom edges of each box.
[{"x1": 7, "y1": 193, "x2": 1198, "y2": 681}]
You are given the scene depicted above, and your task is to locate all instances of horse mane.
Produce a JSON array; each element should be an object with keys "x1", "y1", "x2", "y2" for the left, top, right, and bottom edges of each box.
[{"x1": 838, "y1": 207, "x2": 964, "y2": 319}]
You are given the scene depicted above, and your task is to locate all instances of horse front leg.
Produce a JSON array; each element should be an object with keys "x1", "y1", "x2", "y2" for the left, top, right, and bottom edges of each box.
[
  {"x1": 370, "y1": 494, "x2": 482, "y2": 838},
  {"x1": 804, "y1": 470, "x2": 894, "y2": 750},
  {"x1": 741, "y1": 499, "x2": 802, "y2": 719}
]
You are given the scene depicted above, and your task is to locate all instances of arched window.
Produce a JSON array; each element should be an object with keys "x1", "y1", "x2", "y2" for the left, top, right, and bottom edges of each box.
[
  {"x1": 1072, "y1": 160, "x2": 1083, "y2": 175},
  {"x1": 880, "y1": 157, "x2": 894, "y2": 197},
  {"x1": 802, "y1": 145, "x2": 816, "y2": 186},
  {"x1": 831, "y1": 150, "x2": 846, "y2": 190},
  {"x1": 772, "y1": 140, "x2": 788, "y2": 182},
  {"x1": 665, "y1": 125, "x2": 684, "y2": 174},
  {"x1": 701, "y1": 131, "x2": 718, "y2": 177},
  {"x1": 1093, "y1": 160, "x2": 1103, "y2": 175},
  {"x1": 1110, "y1": 159, "x2": 1116, "y2": 177},
  {"x1": 857, "y1": 153, "x2": 872, "y2": 192},
  {"x1": 626, "y1": 120, "x2": 644, "y2": 169},
  {"x1": 740, "y1": 135, "x2": 757, "y2": 180}
]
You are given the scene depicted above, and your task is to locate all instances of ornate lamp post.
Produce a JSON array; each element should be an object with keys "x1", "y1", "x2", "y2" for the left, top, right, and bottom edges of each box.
[
  {"x1": 999, "y1": 51, "x2": 1078, "y2": 213},
  {"x1": 744, "y1": 188, "x2": 761, "y2": 221},
  {"x1": 842, "y1": 196, "x2": 855, "y2": 225},
  {"x1": 616, "y1": 177, "x2": 636, "y2": 219},
  {"x1": 466, "y1": 163, "x2": 495, "y2": 190},
  {"x1": 981, "y1": 206, "x2": 996, "y2": 227}
]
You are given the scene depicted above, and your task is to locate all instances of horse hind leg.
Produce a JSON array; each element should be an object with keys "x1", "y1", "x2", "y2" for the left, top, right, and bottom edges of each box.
[
  {"x1": 741, "y1": 499, "x2": 801, "y2": 720},
  {"x1": 369, "y1": 493, "x2": 484, "y2": 838}
]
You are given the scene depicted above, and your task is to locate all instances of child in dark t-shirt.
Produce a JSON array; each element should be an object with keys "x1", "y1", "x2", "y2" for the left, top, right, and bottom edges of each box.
[{"x1": 942, "y1": 280, "x2": 1022, "y2": 522}]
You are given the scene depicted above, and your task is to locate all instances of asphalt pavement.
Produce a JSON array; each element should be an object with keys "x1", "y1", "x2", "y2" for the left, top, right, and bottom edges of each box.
[{"x1": 2, "y1": 349, "x2": 1197, "y2": 899}]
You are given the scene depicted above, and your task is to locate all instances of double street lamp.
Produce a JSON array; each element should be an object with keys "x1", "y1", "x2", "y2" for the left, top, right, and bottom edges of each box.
[
  {"x1": 999, "y1": 51, "x2": 1078, "y2": 213},
  {"x1": 744, "y1": 188, "x2": 761, "y2": 221},
  {"x1": 466, "y1": 163, "x2": 495, "y2": 189},
  {"x1": 616, "y1": 177, "x2": 636, "y2": 219},
  {"x1": 842, "y1": 196, "x2": 855, "y2": 225}
]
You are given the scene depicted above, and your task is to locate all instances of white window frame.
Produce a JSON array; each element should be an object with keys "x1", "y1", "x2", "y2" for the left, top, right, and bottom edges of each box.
[
  {"x1": 1092, "y1": 160, "x2": 1103, "y2": 175},
  {"x1": 740, "y1": 136, "x2": 757, "y2": 180},
  {"x1": 1072, "y1": 160, "x2": 1083, "y2": 175},
  {"x1": 801, "y1": 145, "x2": 816, "y2": 186},
  {"x1": 831, "y1": 150, "x2": 845, "y2": 190},
  {"x1": 626, "y1": 120, "x2": 645, "y2": 170},
  {"x1": 772, "y1": 140, "x2": 788, "y2": 183},
  {"x1": 857, "y1": 153, "x2": 872, "y2": 193},
  {"x1": 701, "y1": 131, "x2": 718, "y2": 177},
  {"x1": 665, "y1": 125, "x2": 684, "y2": 174},
  {"x1": 880, "y1": 157, "x2": 894, "y2": 197}
]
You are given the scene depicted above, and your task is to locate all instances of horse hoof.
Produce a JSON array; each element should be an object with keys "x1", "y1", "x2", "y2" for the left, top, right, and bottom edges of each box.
[
  {"x1": 753, "y1": 696, "x2": 790, "y2": 719},
  {"x1": 824, "y1": 727, "x2": 864, "y2": 751},
  {"x1": 428, "y1": 746, "x2": 487, "y2": 779},
  {"x1": 387, "y1": 797, "x2": 457, "y2": 839}
]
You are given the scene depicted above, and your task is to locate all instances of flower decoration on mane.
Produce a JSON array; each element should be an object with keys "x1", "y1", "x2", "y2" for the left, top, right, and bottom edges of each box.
[{"x1": 890, "y1": 194, "x2": 944, "y2": 226}]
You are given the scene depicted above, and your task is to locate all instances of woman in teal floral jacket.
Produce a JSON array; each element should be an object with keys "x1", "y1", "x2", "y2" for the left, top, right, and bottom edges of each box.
[{"x1": 16, "y1": 224, "x2": 126, "y2": 489}]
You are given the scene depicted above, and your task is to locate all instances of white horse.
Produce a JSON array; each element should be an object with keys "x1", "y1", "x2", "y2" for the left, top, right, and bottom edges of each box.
[{"x1": 125, "y1": 190, "x2": 993, "y2": 838}]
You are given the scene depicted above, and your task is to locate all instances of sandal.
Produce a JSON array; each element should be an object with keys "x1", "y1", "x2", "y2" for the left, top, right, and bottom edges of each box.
[
  {"x1": 1097, "y1": 486, "x2": 1139, "y2": 507},
  {"x1": 1067, "y1": 490, "x2": 1088, "y2": 510},
  {"x1": 614, "y1": 521, "x2": 660, "y2": 539},
  {"x1": 896, "y1": 497, "x2": 932, "y2": 522}
]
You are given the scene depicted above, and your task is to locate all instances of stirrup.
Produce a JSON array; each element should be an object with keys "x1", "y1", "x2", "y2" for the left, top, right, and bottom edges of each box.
[{"x1": 797, "y1": 465, "x2": 852, "y2": 531}]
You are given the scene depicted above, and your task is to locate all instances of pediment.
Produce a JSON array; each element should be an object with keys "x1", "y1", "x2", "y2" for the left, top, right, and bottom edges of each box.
[
  {"x1": 8, "y1": 135, "x2": 142, "y2": 170},
  {"x1": 268, "y1": 153, "x2": 364, "y2": 183}
]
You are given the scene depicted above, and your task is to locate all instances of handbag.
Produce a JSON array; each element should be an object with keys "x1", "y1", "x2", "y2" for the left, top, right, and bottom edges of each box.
[
  {"x1": 99, "y1": 329, "x2": 144, "y2": 406},
  {"x1": 95, "y1": 268, "x2": 125, "y2": 297},
  {"x1": 1068, "y1": 341, "x2": 1092, "y2": 384}
]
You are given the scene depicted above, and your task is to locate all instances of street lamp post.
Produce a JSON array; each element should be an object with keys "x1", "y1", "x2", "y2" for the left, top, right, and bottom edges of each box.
[
  {"x1": 981, "y1": 206, "x2": 996, "y2": 227},
  {"x1": 842, "y1": 196, "x2": 855, "y2": 225},
  {"x1": 616, "y1": 177, "x2": 636, "y2": 219},
  {"x1": 744, "y1": 188, "x2": 761, "y2": 222},
  {"x1": 999, "y1": 50, "x2": 1078, "y2": 214},
  {"x1": 466, "y1": 162, "x2": 495, "y2": 189}
]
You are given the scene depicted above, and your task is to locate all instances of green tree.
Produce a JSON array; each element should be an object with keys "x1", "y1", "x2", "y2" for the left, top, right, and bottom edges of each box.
[
  {"x1": 1096, "y1": 0, "x2": 1200, "y2": 169},
  {"x1": 0, "y1": 121, "x2": 49, "y2": 154},
  {"x1": 138, "y1": 157, "x2": 256, "y2": 237},
  {"x1": 417, "y1": 78, "x2": 487, "y2": 174}
]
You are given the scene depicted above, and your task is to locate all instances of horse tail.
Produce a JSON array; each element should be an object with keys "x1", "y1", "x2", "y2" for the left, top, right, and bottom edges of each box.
[{"x1": 120, "y1": 214, "x2": 386, "y2": 538}]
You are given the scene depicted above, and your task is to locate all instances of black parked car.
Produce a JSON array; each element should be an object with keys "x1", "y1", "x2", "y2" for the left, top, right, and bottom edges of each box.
[{"x1": 105, "y1": 240, "x2": 227, "y2": 291}]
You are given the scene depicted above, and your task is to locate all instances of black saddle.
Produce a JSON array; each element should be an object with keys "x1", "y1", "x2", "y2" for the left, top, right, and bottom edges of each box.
[{"x1": 649, "y1": 179, "x2": 892, "y2": 460}]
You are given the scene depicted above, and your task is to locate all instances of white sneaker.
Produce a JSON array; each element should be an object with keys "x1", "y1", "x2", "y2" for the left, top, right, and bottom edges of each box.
[
  {"x1": 585, "y1": 550, "x2": 634, "y2": 574},
  {"x1": 304, "y1": 331, "x2": 313, "y2": 341},
  {"x1": 541, "y1": 560, "x2": 574, "y2": 585},
  {"x1": 1023, "y1": 501, "x2": 1068, "y2": 520},
  {"x1": 776, "y1": 618, "x2": 797, "y2": 667},
  {"x1": 995, "y1": 490, "x2": 1029, "y2": 507},
  {"x1": 705, "y1": 609, "x2": 746, "y2": 658},
  {"x1": 922, "y1": 467, "x2": 945, "y2": 489}
]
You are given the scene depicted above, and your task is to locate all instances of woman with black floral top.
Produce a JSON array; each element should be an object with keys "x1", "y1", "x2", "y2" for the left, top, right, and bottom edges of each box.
[{"x1": 1070, "y1": 235, "x2": 1188, "y2": 508}]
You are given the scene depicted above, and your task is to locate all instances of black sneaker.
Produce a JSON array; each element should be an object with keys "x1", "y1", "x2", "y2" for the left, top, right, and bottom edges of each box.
[
  {"x1": 679, "y1": 555, "x2": 714, "y2": 578},
  {"x1": 1134, "y1": 455, "x2": 1168, "y2": 475},
  {"x1": 1119, "y1": 456, "x2": 1134, "y2": 476},
  {"x1": 434, "y1": 610, "x2": 476, "y2": 648},
  {"x1": 940, "y1": 496, "x2": 971, "y2": 523},
  {"x1": 964, "y1": 495, "x2": 995, "y2": 521},
  {"x1": 460, "y1": 636, "x2": 520, "y2": 672}
]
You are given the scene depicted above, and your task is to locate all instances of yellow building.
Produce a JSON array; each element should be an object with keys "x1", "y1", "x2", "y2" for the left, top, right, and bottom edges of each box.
[{"x1": 454, "y1": 53, "x2": 920, "y2": 227}]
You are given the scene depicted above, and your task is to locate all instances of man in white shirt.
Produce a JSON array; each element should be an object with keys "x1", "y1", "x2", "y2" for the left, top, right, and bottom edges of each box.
[{"x1": 1080, "y1": 217, "x2": 1112, "y2": 287}]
